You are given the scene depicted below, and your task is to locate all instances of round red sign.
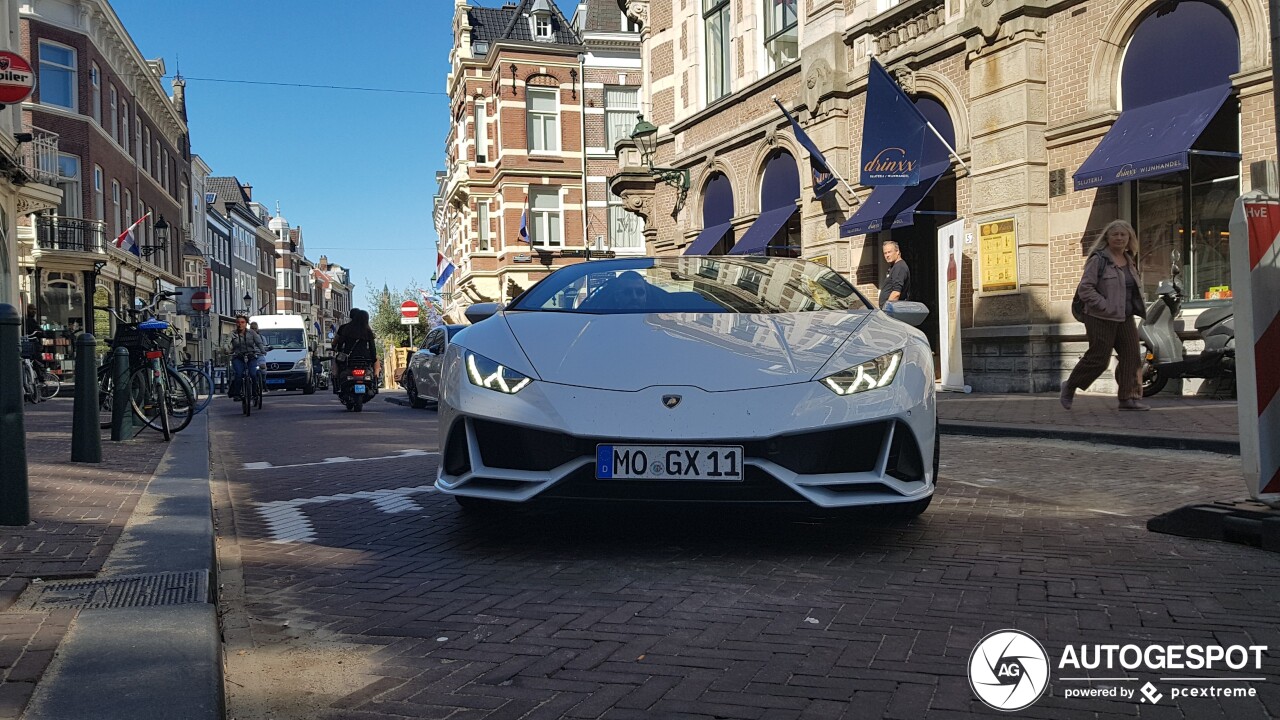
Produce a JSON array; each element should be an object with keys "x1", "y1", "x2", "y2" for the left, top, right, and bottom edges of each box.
[
  {"x1": 0, "y1": 52, "x2": 35, "y2": 105},
  {"x1": 190, "y1": 290, "x2": 212, "y2": 312},
  {"x1": 400, "y1": 300, "x2": 420, "y2": 318}
]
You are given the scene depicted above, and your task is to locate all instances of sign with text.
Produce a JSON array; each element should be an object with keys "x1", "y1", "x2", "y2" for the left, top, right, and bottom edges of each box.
[
  {"x1": 936, "y1": 219, "x2": 968, "y2": 392},
  {"x1": 977, "y1": 218, "x2": 1019, "y2": 293},
  {"x1": 0, "y1": 51, "x2": 36, "y2": 105},
  {"x1": 400, "y1": 300, "x2": 420, "y2": 325}
]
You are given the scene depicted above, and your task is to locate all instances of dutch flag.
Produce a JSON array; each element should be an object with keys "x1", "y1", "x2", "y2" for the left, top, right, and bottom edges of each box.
[
  {"x1": 435, "y1": 251, "x2": 455, "y2": 291},
  {"x1": 115, "y1": 212, "x2": 149, "y2": 256}
]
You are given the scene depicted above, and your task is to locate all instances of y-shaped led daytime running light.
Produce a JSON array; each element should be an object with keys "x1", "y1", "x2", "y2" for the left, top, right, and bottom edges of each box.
[
  {"x1": 821, "y1": 350, "x2": 903, "y2": 396},
  {"x1": 466, "y1": 352, "x2": 532, "y2": 394}
]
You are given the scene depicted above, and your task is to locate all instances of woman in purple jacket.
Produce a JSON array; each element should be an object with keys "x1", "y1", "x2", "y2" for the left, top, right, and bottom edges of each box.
[{"x1": 1061, "y1": 220, "x2": 1149, "y2": 411}]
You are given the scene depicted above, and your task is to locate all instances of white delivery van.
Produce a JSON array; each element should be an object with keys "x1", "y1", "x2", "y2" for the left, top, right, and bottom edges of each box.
[{"x1": 250, "y1": 314, "x2": 316, "y2": 394}]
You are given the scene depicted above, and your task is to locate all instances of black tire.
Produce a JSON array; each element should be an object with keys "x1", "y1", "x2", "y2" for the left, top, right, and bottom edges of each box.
[
  {"x1": 353, "y1": 394, "x2": 363, "y2": 412},
  {"x1": 405, "y1": 373, "x2": 428, "y2": 409},
  {"x1": 242, "y1": 376, "x2": 251, "y2": 416},
  {"x1": 255, "y1": 376, "x2": 264, "y2": 410},
  {"x1": 1141, "y1": 343, "x2": 1168, "y2": 397},
  {"x1": 38, "y1": 370, "x2": 60, "y2": 400},
  {"x1": 303, "y1": 380, "x2": 316, "y2": 395}
]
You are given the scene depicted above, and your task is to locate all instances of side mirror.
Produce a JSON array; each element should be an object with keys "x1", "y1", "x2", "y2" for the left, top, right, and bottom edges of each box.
[
  {"x1": 883, "y1": 301, "x2": 930, "y2": 327},
  {"x1": 464, "y1": 302, "x2": 503, "y2": 325}
]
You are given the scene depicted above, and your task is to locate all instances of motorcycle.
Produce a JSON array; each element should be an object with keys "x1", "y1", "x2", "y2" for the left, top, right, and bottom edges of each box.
[
  {"x1": 335, "y1": 358, "x2": 379, "y2": 412},
  {"x1": 1137, "y1": 252, "x2": 1235, "y2": 397}
]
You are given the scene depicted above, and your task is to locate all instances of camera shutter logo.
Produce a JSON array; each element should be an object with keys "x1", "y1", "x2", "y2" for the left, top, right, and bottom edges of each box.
[{"x1": 969, "y1": 630, "x2": 1050, "y2": 711}]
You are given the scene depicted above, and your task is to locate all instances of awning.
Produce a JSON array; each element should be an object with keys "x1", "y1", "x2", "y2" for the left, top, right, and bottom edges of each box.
[
  {"x1": 839, "y1": 158, "x2": 951, "y2": 237},
  {"x1": 1072, "y1": 84, "x2": 1234, "y2": 191},
  {"x1": 728, "y1": 205, "x2": 797, "y2": 255},
  {"x1": 684, "y1": 222, "x2": 733, "y2": 255}
]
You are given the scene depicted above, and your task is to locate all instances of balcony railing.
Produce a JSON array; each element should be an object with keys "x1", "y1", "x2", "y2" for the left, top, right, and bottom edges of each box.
[
  {"x1": 21, "y1": 126, "x2": 60, "y2": 185},
  {"x1": 35, "y1": 217, "x2": 106, "y2": 253}
]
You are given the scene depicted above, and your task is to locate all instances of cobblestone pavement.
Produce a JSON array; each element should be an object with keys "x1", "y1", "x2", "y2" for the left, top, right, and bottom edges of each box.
[
  {"x1": 215, "y1": 392, "x2": 1280, "y2": 719},
  {"x1": 0, "y1": 399, "x2": 167, "y2": 719}
]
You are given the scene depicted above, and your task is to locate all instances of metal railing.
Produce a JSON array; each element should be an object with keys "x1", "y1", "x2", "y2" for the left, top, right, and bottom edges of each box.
[
  {"x1": 20, "y1": 126, "x2": 60, "y2": 185},
  {"x1": 35, "y1": 217, "x2": 107, "y2": 253}
]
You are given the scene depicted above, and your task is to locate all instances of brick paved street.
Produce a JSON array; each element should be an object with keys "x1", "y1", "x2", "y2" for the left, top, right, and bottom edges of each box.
[
  {"x1": 0, "y1": 399, "x2": 168, "y2": 719},
  {"x1": 214, "y1": 392, "x2": 1280, "y2": 719}
]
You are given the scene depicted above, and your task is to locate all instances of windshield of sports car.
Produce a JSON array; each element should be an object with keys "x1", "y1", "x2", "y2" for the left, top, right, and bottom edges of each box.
[{"x1": 508, "y1": 258, "x2": 870, "y2": 314}]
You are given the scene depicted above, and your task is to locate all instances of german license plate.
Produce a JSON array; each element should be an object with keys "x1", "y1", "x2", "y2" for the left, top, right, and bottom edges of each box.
[
  {"x1": 266, "y1": 378, "x2": 286, "y2": 385},
  {"x1": 353, "y1": 384, "x2": 365, "y2": 394},
  {"x1": 596, "y1": 445, "x2": 743, "y2": 481}
]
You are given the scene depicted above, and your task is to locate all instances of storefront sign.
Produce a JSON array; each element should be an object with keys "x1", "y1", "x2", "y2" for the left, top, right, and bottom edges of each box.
[
  {"x1": 936, "y1": 219, "x2": 968, "y2": 392},
  {"x1": 977, "y1": 218, "x2": 1019, "y2": 293},
  {"x1": 0, "y1": 52, "x2": 35, "y2": 105},
  {"x1": 513, "y1": 254, "x2": 532, "y2": 263}
]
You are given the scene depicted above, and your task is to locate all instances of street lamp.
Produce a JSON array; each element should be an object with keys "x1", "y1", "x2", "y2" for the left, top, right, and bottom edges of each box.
[
  {"x1": 241, "y1": 292, "x2": 252, "y2": 316},
  {"x1": 139, "y1": 214, "x2": 169, "y2": 258},
  {"x1": 631, "y1": 114, "x2": 690, "y2": 211}
]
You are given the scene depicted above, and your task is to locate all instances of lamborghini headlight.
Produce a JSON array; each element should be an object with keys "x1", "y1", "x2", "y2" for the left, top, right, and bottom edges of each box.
[
  {"x1": 820, "y1": 350, "x2": 903, "y2": 396},
  {"x1": 465, "y1": 351, "x2": 532, "y2": 394}
]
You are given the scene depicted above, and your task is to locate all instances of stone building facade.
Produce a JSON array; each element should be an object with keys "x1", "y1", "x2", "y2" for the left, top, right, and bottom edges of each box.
[
  {"x1": 437, "y1": 0, "x2": 644, "y2": 321},
  {"x1": 609, "y1": 0, "x2": 1274, "y2": 392}
]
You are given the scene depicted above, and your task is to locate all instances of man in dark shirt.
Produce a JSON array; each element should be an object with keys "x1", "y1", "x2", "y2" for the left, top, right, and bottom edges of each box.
[{"x1": 878, "y1": 240, "x2": 911, "y2": 308}]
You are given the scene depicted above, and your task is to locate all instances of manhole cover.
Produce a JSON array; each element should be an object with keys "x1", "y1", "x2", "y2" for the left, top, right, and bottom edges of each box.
[{"x1": 27, "y1": 570, "x2": 209, "y2": 610}]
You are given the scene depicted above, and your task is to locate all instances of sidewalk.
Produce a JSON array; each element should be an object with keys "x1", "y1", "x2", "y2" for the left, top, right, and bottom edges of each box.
[
  {"x1": 938, "y1": 388, "x2": 1239, "y2": 454},
  {"x1": 0, "y1": 399, "x2": 219, "y2": 720}
]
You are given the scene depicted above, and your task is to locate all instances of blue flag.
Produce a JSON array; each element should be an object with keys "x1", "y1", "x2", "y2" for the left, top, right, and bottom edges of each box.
[
  {"x1": 859, "y1": 58, "x2": 930, "y2": 186},
  {"x1": 518, "y1": 200, "x2": 530, "y2": 244},
  {"x1": 774, "y1": 99, "x2": 839, "y2": 199}
]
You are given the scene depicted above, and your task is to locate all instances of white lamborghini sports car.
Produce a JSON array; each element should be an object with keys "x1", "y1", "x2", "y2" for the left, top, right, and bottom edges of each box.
[{"x1": 434, "y1": 256, "x2": 938, "y2": 517}]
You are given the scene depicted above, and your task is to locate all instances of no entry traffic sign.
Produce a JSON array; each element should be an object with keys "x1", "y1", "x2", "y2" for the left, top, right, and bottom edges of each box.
[
  {"x1": 400, "y1": 300, "x2": 420, "y2": 325},
  {"x1": 190, "y1": 290, "x2": 212, "y2": 312}
]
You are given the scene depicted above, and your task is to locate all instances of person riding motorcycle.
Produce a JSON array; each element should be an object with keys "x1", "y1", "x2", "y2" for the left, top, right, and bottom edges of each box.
[
  {"x1": 228, "y1": 315, "x2": 266, "y2": 399},
  {"x1": 331, "y1": 308, "x2": 380, "y2": 391}
]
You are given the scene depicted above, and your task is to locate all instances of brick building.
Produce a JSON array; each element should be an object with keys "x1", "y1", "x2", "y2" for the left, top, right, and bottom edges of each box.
[
  {"x1": 16, "y1": 0, "x2": 189, "y2": 383},
  {"x1": 607, "y1": 0, "x2": 1274, "y2": 392},
  {"x1": 437, "y1": 0, "x2": 643, "y2": 319}
]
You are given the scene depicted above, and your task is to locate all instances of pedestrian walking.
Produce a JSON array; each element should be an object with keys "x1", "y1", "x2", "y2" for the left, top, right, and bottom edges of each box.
[
  {"x1": 1060, "y1": 220, "x2": 1149, "y2": 411},
  {"x1": 878, "y1": 240, "x2": 911, "y2": 308}
]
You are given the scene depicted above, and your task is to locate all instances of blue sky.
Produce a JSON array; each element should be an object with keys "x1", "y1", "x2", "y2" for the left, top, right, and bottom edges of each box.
[{"x1": 111, "y1": 0, "x2": 578, "y2": 302}]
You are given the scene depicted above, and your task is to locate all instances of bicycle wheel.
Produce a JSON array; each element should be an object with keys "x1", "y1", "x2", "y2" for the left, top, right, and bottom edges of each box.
[
  {"x1": 38, "y1": 370, "x2": 61, "y2": 400},
  {"x1": 157, "y1": 369, "x2": 172, "y2": 441},
  {"x1": 178, "y1": 366, "x2": 213, "y2": 414},
  {"x1": 22, "y1": 363, "x2": 38, "y2": 404},
  {"x1": 255, "y1": 374, "x2": 264, "y2": 410},
  {"x1": 162, "y1": 367, "x2": 195, "y2": 433},
  {"x1": 242, "y1": 373, "x2": 251, "y2": 417},
  {"x1": 99, "y1": 364, "x2": 115, "y2": 428}
]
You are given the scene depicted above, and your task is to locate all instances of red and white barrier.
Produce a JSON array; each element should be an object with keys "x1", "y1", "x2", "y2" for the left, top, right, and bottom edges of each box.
[{"x1": 1229, "y1": 193, "x2": 1280, "y2": 504}]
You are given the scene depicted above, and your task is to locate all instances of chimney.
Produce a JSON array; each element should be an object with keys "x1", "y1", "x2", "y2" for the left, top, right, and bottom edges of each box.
[
  {"x1": 319, "y1": 255, "x2": 329, "y2": 269},
  {"x1": 241, "y1": 184, "x2": 253, "y2": 200},
  {"x1": 171, "y1": 74, "x2": 187, "y2": 121}
]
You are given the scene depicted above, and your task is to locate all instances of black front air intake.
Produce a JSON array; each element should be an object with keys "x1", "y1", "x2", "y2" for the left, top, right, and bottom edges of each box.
[
  {"x1": 885, "y1": 422, "x2": 925, "y2": 483},
  {"x1": 443, "y1": 420, "x2": 471, "y2": 476}
]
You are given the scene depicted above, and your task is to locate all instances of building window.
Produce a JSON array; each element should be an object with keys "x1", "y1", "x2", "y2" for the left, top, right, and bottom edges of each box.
[
  {"x1": 120, "y1": 101, "x2": 129, "y2": 150},
  {"x1": 533, "y1": 14, "x2": 553, "y2": 40},
  {"x1": 124, "y1": 191, "x2": 132, "y2": 231},
  {"x1": 55, "y1": 155, "x2": 80, "y2": 219},
  {"x1": 703, "y1": 0, "x2": 731, "y2": 102},
  {"x1": 135, "y1": 118, "x2": 143, "y2": 164},
  {"x1": 38, "y1": 41, "x2": 77, "y2": 111},
  {"x1": 143, "y1": 128, "x2": 151, "y2": 173},
  {"x1": 529, "y1": 187, "x2": 562, "y2": 248},
  {"x1": 474, "y1": 101, "x2": 488, "y2": 163},
  {"x1": 763, "y1": 0, "x2": 798, "y2": 73},
  {"x1": 526, "y1": 88, "x2": 559, "y2": 152},
  {"x1": 90, "y1": 64, "x2": 101, "y2": 125},
  {"x1": 111, "y1": 180, "x2": 121, "y2": 235},
  {"x1": 93, "y1": 166, "x2": 104, "y2": 221},
  {"x1": 605, "y1": 86, "x2": 640, "y2": 148},
  {"x1": 109, "y1": 85, "x2": 118, "y2": 141},
  {"x1": 477, "y1": 203, "x2": 491, "y2": 251},
  {"x1": 608, "y1": 193, "x2": 645, "y2": 251}
]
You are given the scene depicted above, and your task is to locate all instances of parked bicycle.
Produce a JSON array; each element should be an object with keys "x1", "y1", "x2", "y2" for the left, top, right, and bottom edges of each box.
[
  {"x1": 19, "y1": 333, "x2": 59, "y2": 403},
  {"x1": 95, "y1": 294, "x2": 195, "y2": 438}
]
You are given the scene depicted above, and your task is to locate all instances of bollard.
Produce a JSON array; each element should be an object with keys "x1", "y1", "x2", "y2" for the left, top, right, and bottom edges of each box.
[
  {"x1": 0, "y1": 304, "x2": 30, "y2": 525},
  {"x1": 110, "y1": 346, "x2": 133, "y2": 441},
  {"x1": 71, "y1": 333, "x2": 102, "y2": 463}
]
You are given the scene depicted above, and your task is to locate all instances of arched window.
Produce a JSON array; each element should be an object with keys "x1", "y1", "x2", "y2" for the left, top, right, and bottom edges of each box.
[
  {"x1": 755, "y1": 150, "x2": 801, "y2": 257},
  {"x1": 1123, "y1": 0, "x2": 1240, "y2": 299},
  {"x1": 702, "y1": 172, "x2": 735, "y2": 255}
]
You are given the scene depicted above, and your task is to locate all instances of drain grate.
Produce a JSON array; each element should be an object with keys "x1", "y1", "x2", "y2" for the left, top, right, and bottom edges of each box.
[{"x1": 27, "y1": 570, "x2": 209, "y2": 610}]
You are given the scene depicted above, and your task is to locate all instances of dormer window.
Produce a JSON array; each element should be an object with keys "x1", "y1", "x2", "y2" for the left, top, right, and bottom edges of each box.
[{"x1": 530, "y1": 0, "x2": 554, "y2": 41}]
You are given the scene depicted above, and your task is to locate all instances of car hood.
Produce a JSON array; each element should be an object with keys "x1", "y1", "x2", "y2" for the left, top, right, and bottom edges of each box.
[{"x1": 503, "y1": 310, "x2": 874, "y2": 392}]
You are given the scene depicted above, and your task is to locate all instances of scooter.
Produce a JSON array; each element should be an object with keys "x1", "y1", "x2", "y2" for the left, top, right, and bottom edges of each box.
[
  {"x1": 336, "y1": 359, "x2": 379, "y2": 412},
  {"x1": 1137, "y1": 253, "x2": 1234, "y2": 397}
]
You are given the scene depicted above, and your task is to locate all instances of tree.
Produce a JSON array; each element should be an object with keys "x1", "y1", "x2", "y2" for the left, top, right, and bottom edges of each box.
[{"x1": 365, "y1": 279, "x2": 424, "y2": 350}]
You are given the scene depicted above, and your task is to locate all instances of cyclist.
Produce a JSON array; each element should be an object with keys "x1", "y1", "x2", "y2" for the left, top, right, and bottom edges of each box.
[{"x1": 228, "y1": 315, "x2": 266, "y2": 400}]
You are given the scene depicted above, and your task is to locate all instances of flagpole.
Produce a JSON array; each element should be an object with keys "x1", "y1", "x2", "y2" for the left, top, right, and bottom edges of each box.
[
  {"x1": 925, "y1": 122, "x2": 969, "y2": 174},
  {"x1": 772, "y1": 96, "x2": 862, "y2": 206}
]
